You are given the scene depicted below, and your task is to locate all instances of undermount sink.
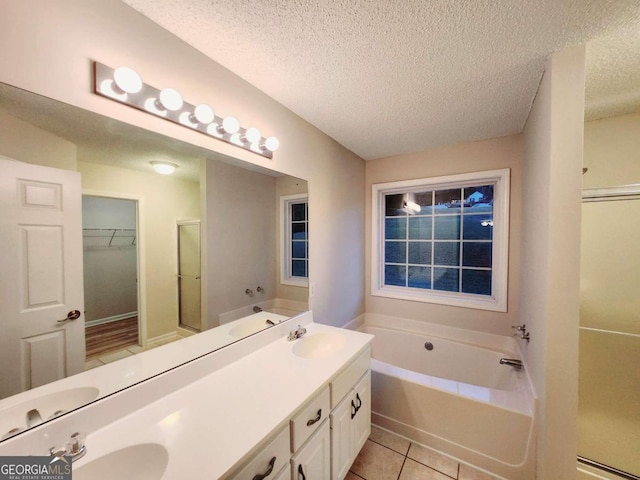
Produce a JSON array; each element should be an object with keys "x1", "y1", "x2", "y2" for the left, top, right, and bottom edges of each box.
[
  {"x1": 292, "y1": 332, "x2": 347, "y2": 359},
  {"x1": 74, "y1": 443, "x2": 169, "y2": 480}
]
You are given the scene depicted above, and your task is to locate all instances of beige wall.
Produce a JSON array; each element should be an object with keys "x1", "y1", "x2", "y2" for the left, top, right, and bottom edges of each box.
[
  {"x1": 365, "y1": 134, "x2": 523, "y2": 336},
  {"x1": 521, "y1": 45, "x2": 585, "y2": 480},
  {"x1": 0, "y1": 109, "x2": 77, "y2": 170},
  {"x1": 204, "y1": 159, "x2": 276, "y2": 328},
  {"x1": 0, "y1": 0, "x2": 365, "y2": 328},
  {"x1": 78, "y1": 160, "x2": 200, "y2": 340},
  {"x1": 583, "y1": 111, "x2": 640, "y2": 188}
]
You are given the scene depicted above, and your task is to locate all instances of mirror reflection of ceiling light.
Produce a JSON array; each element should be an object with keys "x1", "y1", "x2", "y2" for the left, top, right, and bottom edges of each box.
[
  {"x1": 93, "y1": 62, "x2": 280, "y2": 159},
  {"x1": 150, "y1": 161, "x2": 178, "y2": 175}
]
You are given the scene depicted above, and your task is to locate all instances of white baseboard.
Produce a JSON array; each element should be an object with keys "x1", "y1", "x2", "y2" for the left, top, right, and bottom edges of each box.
[
  {"x1": 85, "y1": 311, "x2": 138, "y2": 328},
  {"x1": 147, "y1": 331, "x2": 180, "y2": 345}
]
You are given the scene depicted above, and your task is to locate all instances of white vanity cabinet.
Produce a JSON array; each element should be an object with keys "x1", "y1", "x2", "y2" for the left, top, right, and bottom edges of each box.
[
  {"x1": 228, "y1": 347, "x2": 371, "y2": 480},
  {"x1": 329, "y1": 350, "x2": 371, "y2": 480}
]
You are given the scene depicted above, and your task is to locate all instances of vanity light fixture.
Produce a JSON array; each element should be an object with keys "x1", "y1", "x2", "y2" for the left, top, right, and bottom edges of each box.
[
  {"x1": 93, "y1": 62, "x2": 280, "y2": 159},
  {"x1": 151, "y1": 161, "x2": 178, "y2": 175}
]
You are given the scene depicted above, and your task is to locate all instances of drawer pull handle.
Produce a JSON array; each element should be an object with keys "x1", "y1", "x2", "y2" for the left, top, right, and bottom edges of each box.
[
  {"x1": 252, "y1": 456, "x2": 276, "y2": 480},
  {"x1": 356, "y1": 393, "x2": 362, "y2": 411},
  {"x1": 306, "y1": 408, "x2": 322, "y2": 426},
  {"x1": 351, "y1": 399, "x2": 357, "y2": 419},
  {"x1": 298, "y1": 464, "x2": 306, "y2": 480}
]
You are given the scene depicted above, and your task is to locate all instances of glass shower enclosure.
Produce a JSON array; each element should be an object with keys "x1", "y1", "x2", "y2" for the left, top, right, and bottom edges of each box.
[{"x1": 578, "y1": 187, "x2": 640, "y2": 479}]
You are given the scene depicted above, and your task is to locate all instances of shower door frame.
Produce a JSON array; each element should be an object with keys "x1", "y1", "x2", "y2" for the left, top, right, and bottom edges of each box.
[
  {"x1": 176, "y1": 219, "x2": 202, "y2": 332},
  {"x1": 578, "y1": 183, "x2": 640, "y2": 480}
]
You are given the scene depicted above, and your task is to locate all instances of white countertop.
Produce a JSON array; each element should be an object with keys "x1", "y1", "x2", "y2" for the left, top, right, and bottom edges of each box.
[{"x1": 71, "y1": 321, "x2": 373, "y2": 479}]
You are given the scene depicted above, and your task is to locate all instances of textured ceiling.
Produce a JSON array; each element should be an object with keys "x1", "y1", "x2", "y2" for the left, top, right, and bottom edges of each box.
[{"x1": 122, "y1": 1, "x2": 638, "y2": 159}]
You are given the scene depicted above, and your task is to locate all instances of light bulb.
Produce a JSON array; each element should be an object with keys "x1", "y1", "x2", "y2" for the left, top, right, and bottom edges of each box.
[
  {"x1": 113, "y1": 67, "x2": 143, "y2": 94},
  {"x1": 263, "y1": 136, "x2": 280, "y2": 152},
  {"x1": 158, "y1": 88, "x2": 183, "y2": 111},
  {"x1": 192, "y1": 104, "x2": 214, "y2": 124},
  {"x1": 243, "y1": 127, "x2": 261, "y2": 144},
  {"x1": 230, "y1": 133, "x2": 244, "y2": 146},
  {"x1": 150, "y1": 161, "x2": 178, "y2": 175},
  {"x1": 220, "y1": 116, "x2": 240, "y2": 134},
  {"x1": 99, "y1": 79, "x2": 127, "y2": 101}
]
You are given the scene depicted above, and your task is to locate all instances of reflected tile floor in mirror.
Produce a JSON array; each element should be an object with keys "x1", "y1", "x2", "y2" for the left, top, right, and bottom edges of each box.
[{"x1": 349, "y1": 426, "x2": 498, "y2": 480}]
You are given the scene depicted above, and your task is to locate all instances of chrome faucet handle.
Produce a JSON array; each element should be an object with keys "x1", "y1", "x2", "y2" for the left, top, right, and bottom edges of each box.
[
  {"x1": 50, "y1": 432, "x2": 87, "y2": 463},
  {"x1": 287, "y1": 325, "x2": 307, "y2": 341},
  {"x1": 511, "y1": 324, "x2": 526, "y2": 332}
]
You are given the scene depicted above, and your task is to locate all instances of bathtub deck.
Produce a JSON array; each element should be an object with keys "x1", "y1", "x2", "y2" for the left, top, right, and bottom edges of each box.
[{"x1": 349, "y1": 425, "x2": 498, "y2": 480}]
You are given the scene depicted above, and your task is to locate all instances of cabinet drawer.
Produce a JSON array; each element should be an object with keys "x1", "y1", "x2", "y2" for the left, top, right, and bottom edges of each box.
[
  {"x1": 231, "y1": 425, "x2": 290, "y2": 480},
  {"x1": 291, "y1": 386, "x2": 330, "y2": 452},
  {"x1": 330, "y1": 347, "x2": 370, "y2": 408}
]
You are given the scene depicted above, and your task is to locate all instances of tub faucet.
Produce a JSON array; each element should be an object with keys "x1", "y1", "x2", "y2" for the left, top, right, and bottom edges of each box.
[
  {"x1": 287, "y1": 325, "x2": 307, "y2": 341},
  {"x1": 499, "y1": 358, "x2": 524, "y2": 370},
  {"x1": 26, "y1": 408, "x2": 43, "y2": 428},
  {"x1": 253, "y1": 306, "x2": 263, "y2": 313}
]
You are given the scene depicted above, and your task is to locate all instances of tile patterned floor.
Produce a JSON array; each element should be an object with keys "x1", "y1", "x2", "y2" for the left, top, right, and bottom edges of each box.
[{"x1": 348, "y1": 426, "x2": 498, "y2": 480}]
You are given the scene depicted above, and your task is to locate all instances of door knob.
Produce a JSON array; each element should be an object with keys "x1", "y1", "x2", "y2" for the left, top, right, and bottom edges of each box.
[{"x1": 57, "y1": 310, "x2": 81, "y2": 323}]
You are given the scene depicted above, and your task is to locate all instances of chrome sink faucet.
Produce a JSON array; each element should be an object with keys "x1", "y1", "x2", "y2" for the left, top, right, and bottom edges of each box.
[
  {"x1": 287, "y1": 325, "x2": 307, "y2": 341},
  {"x1": 50, "y1": 432, "x2": 87, "y2": 463}
]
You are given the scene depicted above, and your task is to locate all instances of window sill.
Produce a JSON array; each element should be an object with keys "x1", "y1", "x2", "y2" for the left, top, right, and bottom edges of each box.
[
  {"x1": 281, "y1": 278, "x2": 309, "y2": 288},
  {"x1": 371, "y1": 286, "x2": 506, "y2": 312}
]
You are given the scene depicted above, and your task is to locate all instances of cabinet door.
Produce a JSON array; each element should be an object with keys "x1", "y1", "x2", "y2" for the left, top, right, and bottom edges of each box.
[
  {"x1": 352, "y1": 371, "x2": 371, "y2": 454},
  {"x1": 330, "y1": 391, "x2": 355, "y2": 480},
  {"x1": 273, "y1": 465, "x2": 292, "y2": 480},
  {"x1": 292, "y1": 420, "x2": 331, "y2": 480}
]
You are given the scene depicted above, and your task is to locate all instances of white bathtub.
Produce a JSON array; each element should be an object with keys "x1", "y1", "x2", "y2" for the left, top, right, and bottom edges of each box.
[{"x1": 355, "y1": 315, "x2": 536, "y2": 480}]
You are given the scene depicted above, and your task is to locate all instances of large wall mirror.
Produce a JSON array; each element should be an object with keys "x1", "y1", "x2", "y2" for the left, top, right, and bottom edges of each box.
[{"x1": 0, "y1": 82, "x2": 309, "y2": 439}]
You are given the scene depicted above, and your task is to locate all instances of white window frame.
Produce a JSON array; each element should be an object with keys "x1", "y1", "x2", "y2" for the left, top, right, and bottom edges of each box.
[
  {"x1": 371, "y1": 168, "x2": 510, "y2": 312},
  {"x1": 280, "y1": 193, "x2": 309, "y2": 287}
]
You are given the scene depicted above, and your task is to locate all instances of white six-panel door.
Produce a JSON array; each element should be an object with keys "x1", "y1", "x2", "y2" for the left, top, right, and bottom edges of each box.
[{"x1": 0, "y1": 156, "x2": 84, "y2": 399}]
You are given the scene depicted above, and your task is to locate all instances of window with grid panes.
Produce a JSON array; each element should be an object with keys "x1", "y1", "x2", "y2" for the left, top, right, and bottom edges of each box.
[
  {"x1": 281, "y1": 194, "x2": 308, "y2": 286},
  {"x1": 372, "y1": 169, "x2": 509, "y2": 311}
]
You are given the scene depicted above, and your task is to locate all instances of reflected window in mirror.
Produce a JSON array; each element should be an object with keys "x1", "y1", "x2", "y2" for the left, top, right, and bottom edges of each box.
[{"x1": 281, "y1": 194, "x2": 309, "y2": 286}]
